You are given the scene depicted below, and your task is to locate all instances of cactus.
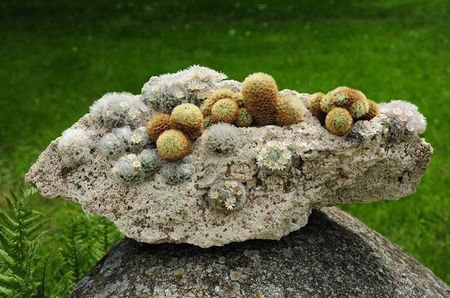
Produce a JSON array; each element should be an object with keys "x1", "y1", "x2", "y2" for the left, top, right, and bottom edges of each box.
[
  {"x1": 308, "y1": 92, "x2": 327, "y2": 123},
  {"x1": 207, "y1": 180, "x2": 247, "y2": 212},
  {"x1": 57, "y1": 127, "x2": 92, "y2": 168},
  {"x1": 348, "y1": 99, "x2": 370, "y2": 119},
  {"x1": 325, "y1": 107, "x2": 353, "y2": 136},
  {"x1": 275, "y1": 95, "x2": 306, "y2": 126},
  {"x1": 161, "y1": 161, "x2": 195, "y2": 185},
  {"x1": 89, "y1": 92, "x2": 147, "y2": 128},
  {"x1": 200, "y1": 88, "x2": 235, "y2": 116},
  {"x1": 147, "y1": 113, "x2": 171, "y2": 141},
  {"x1": 111, "y1": 154, "x2": 144, "y2": 182},
  {"x1": 210, "y1": 98, "x2": 239, "y2": 124},
  {"x1": 203, "y1": 116, "x2": 213, "y2": 128},
  {"x1": 156, "y1": 129, "x2": 192, "y2": 161},
  {"x1": 235, "y1": 107, "x2": 253, "y2": 127},
  {"x1": 319, "y1": 93, "x2": 337, "y2": 113},
  {"x1": 380, "y1": 100, "x2": 426, "y2": 135},
  {"x1": 137, "y1": 149, "x2": 161, "y2": 176},
  {"x1": 257, "y1": 141, "x2": 292, "y2": 172},
  {"x1": 360, "y1": 99, "x2": 380, "y2": 120},
  {"x1": 203, "y1": 123, "x2": 240, "y2": 155},
  {"x1": 129, "y1": 127, "x2": 149, "y2": 152},
  {"x1": 233, "y1": 92, "x2": 244, "y2": 107},
  {"x1": 99, "y1": 132, "x2": 125, "y2": 158},
  {"x1": 170, "y1": 103, "x2": 203, "y2": 139},
  {"x1": 242, "y1": 72, "x2": 278, "y2": 126},
  {"x1": 329, "y1": 86, "x2": 367, "y2": 108}
]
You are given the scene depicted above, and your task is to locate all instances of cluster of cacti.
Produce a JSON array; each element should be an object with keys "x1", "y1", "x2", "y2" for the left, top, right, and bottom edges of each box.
[
  {"x1": 308, "y1": 86, "x2": 380, "y2": 136},
  {"x1": 90, "y1": 92, "x2": 148, "y2": 128},
  {"x1": 380, "y1": 100, "x2": 426, "y2": 136},
  {"x1": 161, "y1": 161, "x2": 195, "y2": 185},
  {"x1": 207, "y1": 180, "x2": 247, "y2": 212},
  {"x1": 257, "y1": 141, "x2": 292, "y2": 172},
  {"x1": 112, "y1": 149, "x2": 162, "y2": 182},
  {"x1": 57, "y1": 127, "x2": 93, "y2": 168},
  {"x1": 202, "y1": 123, "x2": 240, "y2": 155},
  {"x1": 141, "y1": 65, "x2": 227, "y2": 113},
  {"x1": 241, "y1": 72, "x2": 306, "y2": 127},
  {"x1": 73, "y1": 67, "x2": 424, "y2": 188}
]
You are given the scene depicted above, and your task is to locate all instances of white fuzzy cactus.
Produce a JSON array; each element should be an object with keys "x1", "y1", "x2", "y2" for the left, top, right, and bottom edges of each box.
[
  {"x1": 137, "y1": 149, "x2": 161, "y2": 176},
  {"x1": 57, "y1": 127, "x2": 93, "y2": 168},
  {"x1": 381, "y1": 100, "x2": 427, "y2": 135},
  {"x1": 257, "y1": 141, "x2": 292, "y2": 172},
  {"x1": 112, "y1": 154, "x2": 144, "y2": 182},
  {"x1": 202, "y1": 123, "x2": 240, "y2": 155},
  {"x1": 207, "y1": 180, "x2": 247, "y2": 212},
  {"x1": 99, "y1": 132, "x2": 126, "y2": 158},
  {"x1": 141, "y1": 65, "x2": 227, "y2": 112},
  {"x1": 161, "y1": 161, "x2": 195, "y2": 185},
  {"x1": 90, "y1": 92, "x2": 148, "y2": 128}
]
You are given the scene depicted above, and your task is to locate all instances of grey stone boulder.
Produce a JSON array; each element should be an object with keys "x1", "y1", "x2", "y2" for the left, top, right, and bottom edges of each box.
[{"x1": 71, "y1": 207, "x2": 449, "y2": 297}]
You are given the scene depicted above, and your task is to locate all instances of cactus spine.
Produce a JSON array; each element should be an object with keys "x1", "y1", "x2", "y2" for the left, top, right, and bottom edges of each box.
[{"x1": 156, "y1": 129, "x2": 192, "y2": 161}]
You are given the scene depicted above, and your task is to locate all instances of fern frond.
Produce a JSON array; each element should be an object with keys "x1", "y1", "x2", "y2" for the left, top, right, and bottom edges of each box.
[{"x1": 0, "y1": 248, "x2": 15, "y2": 268}]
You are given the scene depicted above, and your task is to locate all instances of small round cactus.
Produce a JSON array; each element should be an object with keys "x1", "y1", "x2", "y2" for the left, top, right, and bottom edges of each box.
[
  {"x1": 242, "y1": 72, "x2": 278, "y2": 126},
  {"x1": 349, "y1": 99, "x2": 370, "y2": 119},
  {"x1": 210, "y1": 98, "x2": 239, "y2": 124},
  {"x1": 319, "y1": 93, "x2": 337, "y2": 113},
  {"x1": 308, "y1": 92, "x2": 327, "y2": 123},
  {"x1": 147, "y1": 113, "x2": 171, "y2": 141},
  {"x1": 111, "y1": 154, "x2": 144, "y2": 183},
  {"x1": 57, "y1": 128, "x2": 92, "y2": 168},
  {"x1": 203, "y1": 123, "x2": 240, "y2": 155},
  {"x1": 200, "y1": 88, "x2": 235, "y2": 116},
  {"x1": 235, "y1": 107, "x2": 253, "y2": 127},
  {"x1": 129, "y1": 127, "x2": 149, "y2": 152},
  {"x1": 360, "y1": 99, "x2": 380, "y2": 120},
  {"x1": 137, "y1": 149, "x2": 161, "y2": 176},
  {"x1": 275, "y1": 95, "x2": 306, "y2": 126},
  {"x1": 330, "y1": 86, "x2": 367, "y2": 109},
  {"x1": 207, "y1": 180, "x2": 247, "y2": 212},
  {"x1": 156, "y1": 129, "x2": 192, "y2": 161},
  {"x1": 99, "y1": 132, "x2": 125, "y2": 158},
  {"x1": 325, "y1": 107, "x2": 353, "y2": 136},
  {"x1": 170, "y1": 103, "x2": 203, "y2": 139},
  {"x1": 161, "y1": 161, "x2": 195, "y2": 185},
  {"x1": 257, "y1": 141, "x2": 292, "y2": 172}
]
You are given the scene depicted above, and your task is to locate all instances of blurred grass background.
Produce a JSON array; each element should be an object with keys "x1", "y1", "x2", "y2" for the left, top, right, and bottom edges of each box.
[{"x1": 0, "y1": 0, "x2": 449, "y2": 283}]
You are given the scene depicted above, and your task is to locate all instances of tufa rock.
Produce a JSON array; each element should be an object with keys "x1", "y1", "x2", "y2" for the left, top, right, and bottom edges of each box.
[{"x1": 25, "y1": 66, "x2": 432, "y2": 248}]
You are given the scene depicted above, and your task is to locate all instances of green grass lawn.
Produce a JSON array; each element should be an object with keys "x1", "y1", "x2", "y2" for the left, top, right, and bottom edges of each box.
[{"x1": 1, "y1": 0, "x2": 449, "y2": 285}]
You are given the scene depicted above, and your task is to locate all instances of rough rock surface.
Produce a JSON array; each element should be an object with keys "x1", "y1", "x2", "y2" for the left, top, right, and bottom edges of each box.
[
  {"x1": 71, "y1": 207, "x2": 449, "y2": 298},
  {"x1": 25, "y1": 91, "x2": 432, "y2": 247}
]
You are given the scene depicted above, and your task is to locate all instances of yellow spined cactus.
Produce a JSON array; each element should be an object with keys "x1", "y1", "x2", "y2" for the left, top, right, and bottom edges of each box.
[
  {"x1": 242, "y1": 72, "x2": 278, "y2": 126},
  {"x1": 156, "y1": 129, "x2": 192, "y2": 161},
  {"x1": 170, "y1": 103, "x2": 203, "y2": 139},
  {"x1": 348, "y1": 99, "x2": 369, "y2": 119},
  {"x1": 276, "y1": 95, "x2": 306, "y2": 126},
  {"x1": 211, "y1": 98, "x2": 239, "y2": 124},
  {"x1": 330, "y1": 86, "x2": 367, "y2": 109},
  {"x1": 235, "y1": 107, "x2": 253, "y2": 127},
  {"x1": 308, "y1": 92, "x2": 327, "y2": 123},
  {"x1": 360, "y1": 99, "x2": 380, "y2": 120},
  {"x1": 233, "y1": 92, "x2": 244, "y2": 107},
  {"x1": 146, "y1": 113, "x2": 171, "y2": 141},
  {"x1": 325, "y1": 107, "x2": 353, "y2": 136},
  {"x1": 200, "y1": 88, "x2": 235, "y2": 116},
  {"x1": 320, "y1": 93, "x2": 337, "y2": 113}
]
